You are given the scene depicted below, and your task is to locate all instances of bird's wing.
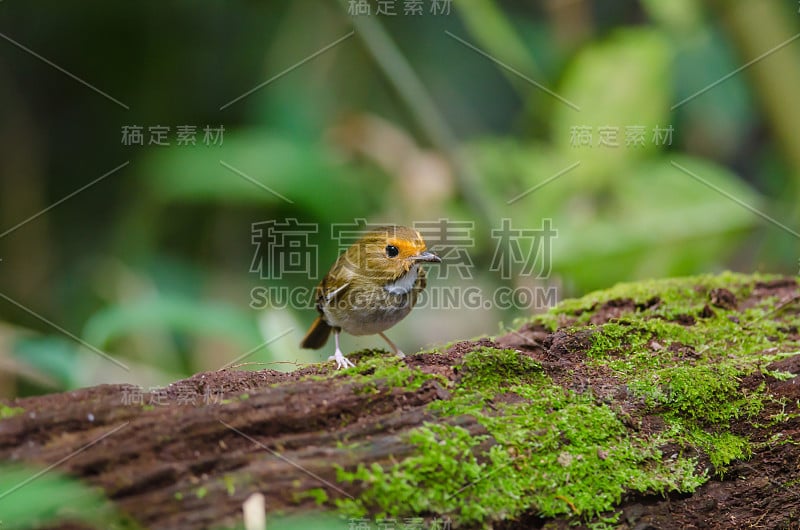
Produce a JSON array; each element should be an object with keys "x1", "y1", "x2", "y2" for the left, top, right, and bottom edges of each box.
[
  {"x1": 315, "y1": 280, "x2": 350, "y2": 313},
  {"x1": 323, "y1": 281, "x2": 350, "y2": 304},
  {"x1": 315, "y1": 261, "x2": 356, "y2": 313}
]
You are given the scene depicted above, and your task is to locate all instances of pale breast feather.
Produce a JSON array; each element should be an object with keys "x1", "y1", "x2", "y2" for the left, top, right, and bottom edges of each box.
[{"x1": 385, "y1": 264, "x2": 420, "y2": 295}]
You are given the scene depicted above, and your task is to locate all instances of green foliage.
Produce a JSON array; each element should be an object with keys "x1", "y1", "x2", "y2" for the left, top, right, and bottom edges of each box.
[
  {"x1": 213, "y1": 512, "x2": 353, "y2": 530},
  {"x1": 11, "y1": 337, "x2": 85, "y2": 390},
  {"x1": 552, "y1": 29, "x2": 671, "y2": 178},
  {"x1": 223, "y1": 474, "x2": 237, "y2": 496},
  {"x1": 143, "y1": 132, "x2": 380, "y2": 219},
  {"x1": 84, "y1": 296, "x2": 263, "y2": 350},
  {"x1": 471, "y1": 21, "x2": 765, "y2": 291},
  {"x1": 4, "y1": 2, "x2": 797, "y2": 397},
  {"x1": 82, "y1": 294, "x2": 265, "y2": 376},
  {"x1": 0, "y1": 465, "x2": 125, "y2": 529}
]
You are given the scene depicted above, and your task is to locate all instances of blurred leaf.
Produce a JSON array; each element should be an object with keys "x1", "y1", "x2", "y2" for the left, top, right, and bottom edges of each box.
[
  {"x1": 13, "y1": 336, "x2": 82, "y2": 390},
  {"x1": 553, "y1": 154, "x2": 761, "y2": 287},
  {"x1": 255, "y1": 310, "x2": 313, "y2": 369},
  {"x1": 214, "y1": 512, "x2": 351, "y2": 530},
  {"x1": 266, "y1": 514, "x2": 353, "y2": 530},
  {"x1": 0, "y1": 465, "x2": 121, "y2": 529},
  {"x1": 142, "y1": 130, "x2": 381, "y2": 219},
  {"x1": 83, "y1": 296, "x2": 263, "y2": 354},
  {"x1": 467, "y1": 138, "x2": 587, "y2": 220},
  {"x1": 552, "y1": 28, "x2": 672, "y2": 186},
  {"x1": 471, "y1": 137, "x2": 761, "y2": 291},
  {"x1": 454, "y1": 0, "x2": 541, "y2": 88},
  {"x1": 641, "y1": 0, "x2": 704, "y2": 33},
  {"x1": 671, "y1": 27, "x2": 755, "y2": 157}
]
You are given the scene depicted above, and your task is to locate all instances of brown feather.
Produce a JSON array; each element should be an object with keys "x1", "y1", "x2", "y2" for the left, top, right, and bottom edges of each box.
[{"x1": 300, "y1": 316, "x2": 333, "y2": 349}]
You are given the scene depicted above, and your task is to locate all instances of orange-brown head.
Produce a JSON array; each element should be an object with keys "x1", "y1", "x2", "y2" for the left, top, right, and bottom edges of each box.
[{"x1": 340, "y1": 225, "x2": 441, "y2": 281}]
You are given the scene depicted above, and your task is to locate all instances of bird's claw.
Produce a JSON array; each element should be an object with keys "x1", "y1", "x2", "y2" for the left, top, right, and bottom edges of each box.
[{"x1": 328, "y1": 349, "x2": 355, "y2": 369}]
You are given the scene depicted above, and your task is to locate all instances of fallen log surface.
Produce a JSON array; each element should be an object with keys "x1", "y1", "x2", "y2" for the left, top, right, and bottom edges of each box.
[{"x1": 1, "y1": 273, "x2": 799, "y2": 529}]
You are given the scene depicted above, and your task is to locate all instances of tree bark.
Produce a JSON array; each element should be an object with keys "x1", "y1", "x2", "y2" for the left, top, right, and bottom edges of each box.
[{"x1": 1, "y1": 274, "x2": 799, "y2": 530}]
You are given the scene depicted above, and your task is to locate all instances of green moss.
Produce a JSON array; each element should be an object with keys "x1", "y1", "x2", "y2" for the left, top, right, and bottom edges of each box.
[
  {"x1": 763, "y1": 396, "x2": 800, "y2": 426},
  {"x1": 223, "y1": 474, "x2": 236, "y2": 496},
  {"x1": 418, "y1": 338, "x2": 465, "y2": 355},
  {"x1": 337, "y1": 348, "x2": 704, "y2": 525},
  {"x1": 458, "y1": 347, "x2": 544, "y2": 392},
  {"x1": 335, "y1": 424, "x2": 490, "y2": 520},
  {"x1": 693, "y1": 430, "x2": 751, "y2": 471},
  {"x1": 292, "y1": 488, "x2": 329, "y2": 506},
  {"x1": 548, "y1": 272, "x2": 764, "y2": 321},
  {"x1": 195, "y1": 486, "x2": 208, "y2": 499},
  {"x1": 0, "y1": 405, "x2": 24, "y2": 419},
  {"x1": 572, "y1": 273, "x2": 796, "y2": 476},
  {"x1": 298, "y1": 349, "x2": 441, "y2": 391},
  {"x1": 340, "y1": 351, "x2": 443, "y2": 394},
  {"x1": 629, "y1": 365, "x2": 763, "y2": 424},
  {"x1": 332, "y1": 273, "x2": 800, "y2": 527}
]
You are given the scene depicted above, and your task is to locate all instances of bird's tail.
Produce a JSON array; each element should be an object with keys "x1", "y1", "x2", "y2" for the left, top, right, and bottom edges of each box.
[{"x1": 300, "y1": 316, "x2": 332, "y2": 349}]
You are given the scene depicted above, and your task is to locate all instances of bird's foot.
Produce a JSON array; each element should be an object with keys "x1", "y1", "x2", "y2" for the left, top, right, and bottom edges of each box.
[
  {"x1": 396, "y1": 350, "x2": 406, "y2": 359},
  {"x1": 328, "y1": 349, "x2": 355, "y2": 369}
]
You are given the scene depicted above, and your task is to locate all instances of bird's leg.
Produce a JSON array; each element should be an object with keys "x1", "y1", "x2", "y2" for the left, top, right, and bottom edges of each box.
[
  {"x1": 379, "y1": 332, "x2": 405, "y2": 358},
  {"x1": 328, "y1": 329, "x2": 355, "y2": 369}
]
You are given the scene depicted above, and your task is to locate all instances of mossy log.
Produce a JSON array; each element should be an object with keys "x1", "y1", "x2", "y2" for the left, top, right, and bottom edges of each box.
[{"x1": 1, "y1": 273, "x2": 799, "y2": 529}]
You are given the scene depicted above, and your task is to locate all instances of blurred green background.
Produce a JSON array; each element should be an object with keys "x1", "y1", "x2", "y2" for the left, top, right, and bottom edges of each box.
[{"x1": 1, "y1": 0, "x2": 799, "y2": 397}]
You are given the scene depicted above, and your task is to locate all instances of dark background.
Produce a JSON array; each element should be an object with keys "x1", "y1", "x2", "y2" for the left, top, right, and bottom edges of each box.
[{"x1": 1, "y1": 0, "x2": 798, "y2": 395}]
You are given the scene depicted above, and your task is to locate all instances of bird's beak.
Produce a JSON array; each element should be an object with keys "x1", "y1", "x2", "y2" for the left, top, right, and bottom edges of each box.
[{"x1": 411, "y1": 251, "x2": 442, "y2": 263}]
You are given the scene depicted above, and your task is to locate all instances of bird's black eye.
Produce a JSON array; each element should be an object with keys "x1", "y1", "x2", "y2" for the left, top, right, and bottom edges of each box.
[{"x1": 385, "y1": 245, "x2": 399, "y2": 258}]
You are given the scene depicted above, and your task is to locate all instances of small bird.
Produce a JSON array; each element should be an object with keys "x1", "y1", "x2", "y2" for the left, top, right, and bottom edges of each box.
[{"x1": 301, "y1": 225, "x2": 441, "y2": 368}]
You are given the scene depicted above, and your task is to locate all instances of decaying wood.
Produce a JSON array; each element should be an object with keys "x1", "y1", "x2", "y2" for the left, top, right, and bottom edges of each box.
[{"x1": 1, "y1": 276, "x2": 799, "y2": 530}]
